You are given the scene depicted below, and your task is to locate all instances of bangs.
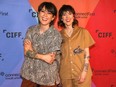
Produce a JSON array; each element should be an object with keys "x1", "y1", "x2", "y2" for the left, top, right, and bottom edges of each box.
[
  {"x1": 38, "y1": 2, "x2": 57, "y2": 16},
  {"x1": 60, "y1": 5, "x2": 75, "y2": 15},
  {"x1": 44, "y1": 5, "x2": 54, "y2": 13}
]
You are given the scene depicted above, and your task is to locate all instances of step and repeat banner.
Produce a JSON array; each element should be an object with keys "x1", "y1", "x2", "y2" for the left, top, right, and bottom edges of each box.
[{"x1": 0, "y1": 0, "x2": 116, "y2": 87}]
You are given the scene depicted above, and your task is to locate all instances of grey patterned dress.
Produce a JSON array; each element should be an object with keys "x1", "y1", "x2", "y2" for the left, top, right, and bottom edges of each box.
[{"x1": 20, "y1": 25, "x2": 62, "y2": 85}]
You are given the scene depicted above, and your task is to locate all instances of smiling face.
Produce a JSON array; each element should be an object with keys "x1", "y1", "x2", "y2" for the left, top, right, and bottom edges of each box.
[
  {"x1": 38, "y1": 6, "x2": 55, "y2": 27},
  {"x1": 62, "y1": 11, "x2": 74, "y2": 27}
]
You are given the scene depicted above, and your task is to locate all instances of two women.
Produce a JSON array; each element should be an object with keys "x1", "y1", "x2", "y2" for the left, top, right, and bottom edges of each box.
[{"x1": 21, "y1": 2, "x2": 95, "y2": 87}]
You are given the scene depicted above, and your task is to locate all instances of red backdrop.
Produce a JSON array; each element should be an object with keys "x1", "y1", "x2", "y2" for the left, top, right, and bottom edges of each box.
[{"x1": 29, "y1": 0, "x2": 116, "y2": 87}]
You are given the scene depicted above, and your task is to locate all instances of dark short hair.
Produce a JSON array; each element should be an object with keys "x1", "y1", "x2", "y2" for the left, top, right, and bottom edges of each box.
[
  {"x1": 38, "y1": 2, "x2": 57, "y2": 26},
  {"x1": 58, "y1": 5, "x2": 78, "y2": 28}
]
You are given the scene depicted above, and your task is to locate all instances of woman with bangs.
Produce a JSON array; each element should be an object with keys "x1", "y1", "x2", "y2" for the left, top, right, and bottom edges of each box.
[
  {"x1": 20, "y1": 2, "x2": 62, "y2": 87},
  {"x1": 58, "y1": 5, "x2": 95, "y2": 87}
]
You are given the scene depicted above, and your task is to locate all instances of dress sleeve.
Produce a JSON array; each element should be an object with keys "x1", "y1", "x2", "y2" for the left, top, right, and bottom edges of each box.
[
  {"x1": 24, "y1": 27, "x2": 33, "y2": 42},
  {"x1": 84, "y1": 29, "x2": 95, "y2": 48},
  {"x1": 23, "y1": 27, "x2": 34, "y2": 58}
]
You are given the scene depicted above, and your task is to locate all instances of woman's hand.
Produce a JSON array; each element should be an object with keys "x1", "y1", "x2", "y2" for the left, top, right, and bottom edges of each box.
[
  {"x1": 37, "y1": 52, "x2": 55, "y2": 64},
  {"x1": 42, "y1": 53, "x2": 55, "y2": 64},
  {"x1": 78, "y1": 71, "x2": 87, "y2": 83},
  {"x1": 24, "y1": 39, "x2": 33, "y2": 55}
]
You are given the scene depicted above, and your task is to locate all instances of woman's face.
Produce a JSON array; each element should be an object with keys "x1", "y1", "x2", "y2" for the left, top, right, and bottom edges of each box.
[
  {"x1": 62, "y1": 11, "x2": 74, "y2": 27},
  {"x1": 38, "y1": 6, "x2": 55, "y2": 26}
]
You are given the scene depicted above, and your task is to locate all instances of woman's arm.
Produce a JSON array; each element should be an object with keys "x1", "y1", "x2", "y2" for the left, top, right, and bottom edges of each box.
[
  {"x1": 78, "y1": 48, "x2": 90, "y2": 83},
  {"x1": 24, "y1": 39, "x2": 55, "y2": 64}
]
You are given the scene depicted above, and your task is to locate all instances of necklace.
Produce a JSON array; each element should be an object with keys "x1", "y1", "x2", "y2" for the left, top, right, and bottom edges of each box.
[{"x1": 65, "y1": 29, "x2": 73, "y2": 37}]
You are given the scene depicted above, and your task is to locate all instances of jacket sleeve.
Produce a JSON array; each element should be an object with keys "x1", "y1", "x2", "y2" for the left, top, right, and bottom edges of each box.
[{"x1": 84, "y1": 29, "x2": 95, "y2": 48}]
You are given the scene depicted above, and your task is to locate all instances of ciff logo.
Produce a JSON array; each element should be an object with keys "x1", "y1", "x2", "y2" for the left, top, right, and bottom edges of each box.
[
  {"x1": 96, "y1": 30, "x2": 112, "y2": 38},
  {"x1": 2, "y1": 30, "x2": 22, "y2": 39},
  {"x1": 28, "y1": 9, "x2": 38, "y2": 18}
]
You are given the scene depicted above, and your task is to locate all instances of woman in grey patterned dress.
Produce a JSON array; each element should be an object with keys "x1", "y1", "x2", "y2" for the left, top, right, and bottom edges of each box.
[{"x1": 20, "y1": 2, "x2": 62, "y2": 87}]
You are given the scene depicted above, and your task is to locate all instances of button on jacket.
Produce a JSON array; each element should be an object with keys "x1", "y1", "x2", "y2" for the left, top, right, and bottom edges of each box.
[{"x1": 60, "y1": 25, "x2": 95, "y2": 79}]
